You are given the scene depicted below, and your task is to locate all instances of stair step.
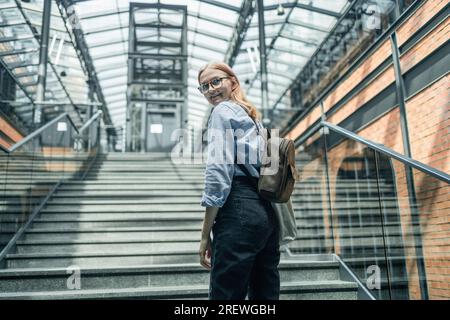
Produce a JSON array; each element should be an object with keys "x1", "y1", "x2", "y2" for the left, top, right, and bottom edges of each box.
[
  {"x1": 0, "y1": 280, "x2": 358, "y2": 299},
  {"x1": 13, "y1": 235, "x2": 413, "y2": 255},
  {"x1": 5, "y1": 250, "x2": 335, "y2": 269},
  {"x1": 29, "y1": 219, "x2": 203, "y2": 229},
  {"x1": 21, "y1": 226, "x2": 414, "y2": 242},
  {"x1": 0, "y1": 261, "x2": 341, "y2": 292}
]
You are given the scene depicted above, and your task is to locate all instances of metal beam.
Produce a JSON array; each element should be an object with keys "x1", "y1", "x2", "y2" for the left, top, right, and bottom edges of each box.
[
  {"x1": 224, "y1": 0, "x2": 255, "y2": 66},
  {"x1": 264, "y1": 2, "x2": 341, "y2": 18},
  {"x1": 15, "y1": 71, "x2": 37, "y2": 78},
  {"x1": 257, "y1": 0, "x2": 270, "y2": 126},
  {"x1": 34, "y1": 0, "x2": 51, "y2": 124},
  {"x1": 245, "y1": 0, "x2": 300, "y2": 98},
  {"x1": 279, "y1": 33, "x2": 319, "y2": 47},
  {"x1": 130, "y1": 98, "x2": 185, "y2": 103},
  {"x1": 134, "y1": 23, "x2": 183, "y2": 29},
  {"x1": 251, "y1": 17, "x2": 329, "y2": 33},
  {"x1": 128, "y1": 53, "x2": 187, "y2": 60},
  {"x1": 270, "y1": 46, "x2": 311, "y2": 58},
  {"x1": 79, "y1": 7, "x2": 235, "y2": 28},
  {"x1": 8, "y1": 61, "x2": 39, "y2": 69},
  {"x1": 270, "y1": 0, "x2": 358, "y2": 116},
  {"x1": 198, "y1": 0, "x2": 240, "y2": 12},
  {"x1": 0, "y1": 35, "x2": 35, "y2": 43},
  {"x1": 390, "y1": 31, "x2": 429, "y2": 300},
  {"x1": 0, "y1": 48, "x2": 38, "y2": 57},
  {"x1": 288, "y1": 18, "x2": 330, "y2": 33},
  {"x1": 136, "y1": 41, "x2": 181, "y2": 47},
  {"x1": 12, "y1": 0, "x2": 84, "y2": 124},
  {"x1": 58, "y1": 0, "x2": 115, "y2": 133}
]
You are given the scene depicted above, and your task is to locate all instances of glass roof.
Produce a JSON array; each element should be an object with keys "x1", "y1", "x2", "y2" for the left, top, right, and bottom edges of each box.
[
  {"x1": 0, "y1": 0, "x2": 350, "y2": 131},
  {"x1": 0, "y1": 0, "x2": 90, "y2": 126}
]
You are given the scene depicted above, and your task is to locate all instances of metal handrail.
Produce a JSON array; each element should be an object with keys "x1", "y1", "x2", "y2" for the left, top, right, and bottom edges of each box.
[
  {"x1": 293, "y1": 120, "x2": 450, "y2": 185},
  {"x1": 2, "y1": 111, "x2": 101, "y2": 154},
  {"x1": 322, "y1": 121, "x2": 450, "y2": 184},
  {"x1": 78, "y1": 110, "x2": 102, "y2": 134}
]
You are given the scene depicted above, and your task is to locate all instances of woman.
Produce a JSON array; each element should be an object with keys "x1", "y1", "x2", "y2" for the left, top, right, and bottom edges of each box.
[{"x1": 198, "y1": 62, "x2": 280, "y2": 300}]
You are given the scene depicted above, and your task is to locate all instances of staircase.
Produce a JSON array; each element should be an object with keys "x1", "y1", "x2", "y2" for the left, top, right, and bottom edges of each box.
[{"x1": 0, "y1": 152, "x2": 359, "y2": 299}]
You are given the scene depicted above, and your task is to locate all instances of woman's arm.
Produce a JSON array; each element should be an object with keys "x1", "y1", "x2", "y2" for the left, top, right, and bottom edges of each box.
[
  {"x1": 199, "y1": 206, "x2": 219, "y2": 270},
  {"x1": 199, "y1": 103, "x2": 236, "y2": 270}
]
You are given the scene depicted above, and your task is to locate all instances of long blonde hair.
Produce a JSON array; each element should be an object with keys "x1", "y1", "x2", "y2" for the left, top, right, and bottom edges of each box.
[{"x1": 198, "y1": 62, "x2": 260, "y2": 121}]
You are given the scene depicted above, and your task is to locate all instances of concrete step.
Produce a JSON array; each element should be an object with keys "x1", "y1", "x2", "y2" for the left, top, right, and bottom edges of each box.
[
  {"x1": 0, "y1": 261, "x2": 341, "y2": 292},
  {"x1": 74, "y1": 176, "x2": 205, "y2": 181},
  {"x1": 23, "y1": 227, "x2": 204, "y2": 241},
  {"x1": 89, "y1": 165, "x2": 206, "y2": 169},
  {"x1": 48, "y1": 190, "x2": 204, "y2": 197},
  {"x1": 15, "y1": 240, "x2": 201, "y2": 254},
  {"x1": 56, "y1": 185, "x2": 206, "y2": 191},
  {"x1": 0, "y1": 280, "x2": 358, "y2": 300},
  {"x1": 29, "y1": 219, "x2": 203, "y2": 229},
  {"x1": 5, "y1": 249, "x2": 334, "y2": 269},
  {"x1": 23, "y1": 224, "x2": 415, "y2": 241},
  {"x1": 31, "y1": 213, "x2": 205, "y2": 222},
  {"x1": 27, "y1": 211, "x2": 413, "y2": 224},
  {"x1": 61, "y1": 180, "x2": 205, "y2": 185},
  {"x1": 13, "y1": 234, "x2": 413, "y2": 255},
  {"x1": 41, "y1": 204, "x2": 204, "y2": 212},
  {"x1": 34, "y1": 202, "x2": 401, "y2": 213},
  {"x1": 37, "y1": 197, "x2": 401, "y2": 206},
  {"x1": 87, "y1": 169, "x2": 206, "y2": 174},
  {"x1": 6, "y1": 250, "x2": 202, "y2": 268},
  {"x1": 38, "y1": 198, "x2": 204, "y2": 205}
]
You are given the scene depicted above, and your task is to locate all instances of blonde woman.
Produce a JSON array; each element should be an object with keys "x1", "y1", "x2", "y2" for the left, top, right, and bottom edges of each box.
[{"x1": 198, "y1": 62, "x2": 280, "y2": 300}]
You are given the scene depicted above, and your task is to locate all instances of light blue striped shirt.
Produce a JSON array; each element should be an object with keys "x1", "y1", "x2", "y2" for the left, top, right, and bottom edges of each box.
[{"x1": 200, "y1": 101, "x2": 266, "y2": 208}]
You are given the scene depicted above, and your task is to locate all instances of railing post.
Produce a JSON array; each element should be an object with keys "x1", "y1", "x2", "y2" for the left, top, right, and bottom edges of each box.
[
  {"x1": 256, "y1": 0, "x2": 270, "y2": 127},
  {"x1": 390, "y1": 31, "x2": 429, "y2": 300},
  {"x1": 34, "y1": 0, "x2": 52, "y2": 126},
  {"x1": 319, "y1": 104, "x2": 336, "y2": 254}
]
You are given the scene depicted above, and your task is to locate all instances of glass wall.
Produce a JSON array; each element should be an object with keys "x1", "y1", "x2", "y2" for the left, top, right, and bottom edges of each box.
[
  {"x1": 0, "y1": 112, "x2": 101, "y2": 254},
  {"x1": 289, "y1": 123, "x2": 450, "y2": 299}
]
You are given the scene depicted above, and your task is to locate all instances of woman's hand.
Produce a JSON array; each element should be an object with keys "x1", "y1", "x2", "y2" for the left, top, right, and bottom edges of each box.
[{"x1": 199, "y1": 237, "x2": 212, "y2": 270}]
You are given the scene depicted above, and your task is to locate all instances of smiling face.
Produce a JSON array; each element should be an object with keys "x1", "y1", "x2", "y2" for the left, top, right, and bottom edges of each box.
[{"x1": 198, "y1": 67, "x2": 236, "y2": 106}]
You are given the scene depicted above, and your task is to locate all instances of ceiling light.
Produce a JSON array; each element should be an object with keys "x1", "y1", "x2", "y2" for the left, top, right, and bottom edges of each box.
[{"x1": 277, "y1": 2, "x2": 285, "y2": 16}]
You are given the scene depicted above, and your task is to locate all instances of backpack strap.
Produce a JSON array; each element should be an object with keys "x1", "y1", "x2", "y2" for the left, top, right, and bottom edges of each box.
[{"x1": 234, "y1": 145, "x2": 259, "y2": 191}]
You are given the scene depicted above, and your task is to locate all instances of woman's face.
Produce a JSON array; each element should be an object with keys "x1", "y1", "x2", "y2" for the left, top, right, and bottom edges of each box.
[{"x1": 199, "y1": 68, "x2": 236, "y2": 106}]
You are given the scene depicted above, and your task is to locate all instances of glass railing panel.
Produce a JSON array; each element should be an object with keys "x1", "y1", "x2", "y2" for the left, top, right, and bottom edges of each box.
[
  {"x1": 324, "y1": 129, "x2": 391, "y2": 300},
  {"x1": 0, "y1": 149, "x2": 7, "y2": 208},
  {"x1": 0, "y1": 112, "x2": 101, "y2": 253},
  {"x1": 70, "y1": 118, "x2": 94, "y2": 180},
  {"x1": 0, "y1": 149, "x2": 10, "y2": 249},
  {"x1": 381, "y1": 157, "x2": 450, "y2": 300},
  {"x1": 292, "y1": 128, "x2": 334, "y2": 255},
  {"x1": 1, "y1": 140, "x2": 39, "y2": 253}
]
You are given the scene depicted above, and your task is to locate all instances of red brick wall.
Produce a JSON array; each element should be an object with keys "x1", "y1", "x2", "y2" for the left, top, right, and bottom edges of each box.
[
  {"x1": 327, "y1": 65, "x2": 396, "y2": 125},
  {"x1": 400, "y1": 16, "x2": 449, "y2": 73},
  {"x1": 0, "y1": 115, "x2": 24, "y2": 149},
  {"x1": 405, "y1": 75, "x2": 449, "y2": 173},
  {"x1": 396, "y1": 0, "x2": 448, "y2": 47},
  {"x1": 323, "y1": 39, "x2": 392, "y2": 112}
]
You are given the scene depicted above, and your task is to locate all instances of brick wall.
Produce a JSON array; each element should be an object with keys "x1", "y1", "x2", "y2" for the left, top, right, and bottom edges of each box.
[
  {"x1": 0, "y1": 115, "x2": 24, "y2": 149},
  {"x1": 396, "y1": 0, "x2": 448, "y2": 47}
]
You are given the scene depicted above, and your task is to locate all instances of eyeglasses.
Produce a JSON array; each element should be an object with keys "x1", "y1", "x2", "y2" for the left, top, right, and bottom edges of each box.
[{"x1": 198, "y1": 77, "x2": 229, "y2": 94}]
